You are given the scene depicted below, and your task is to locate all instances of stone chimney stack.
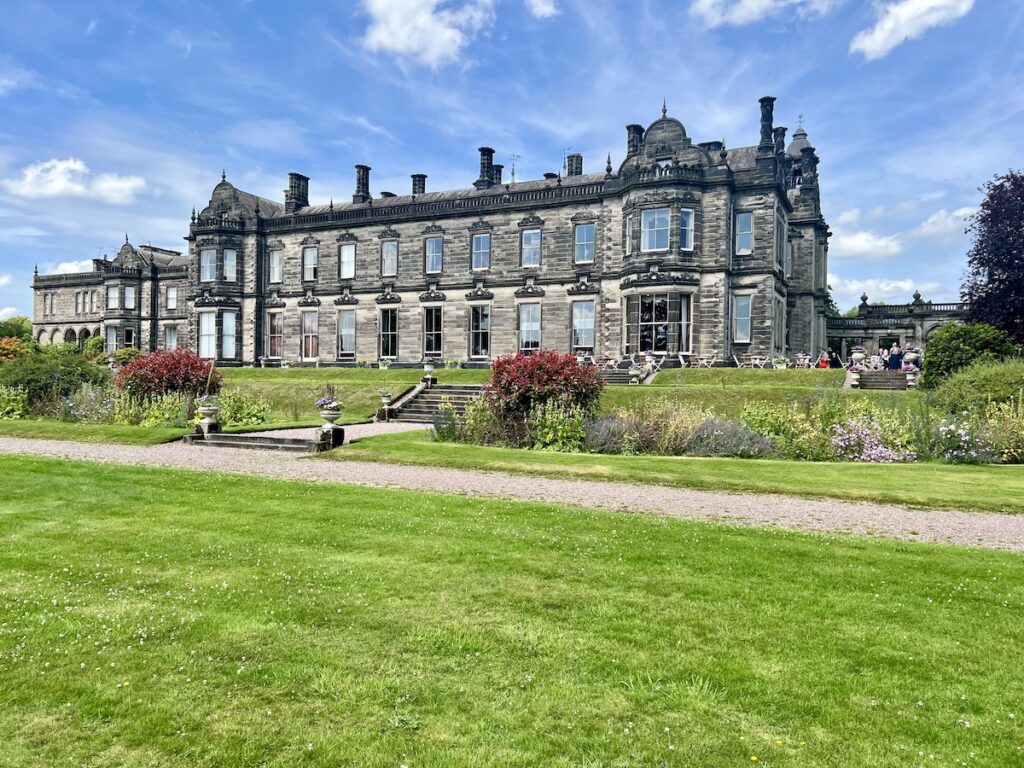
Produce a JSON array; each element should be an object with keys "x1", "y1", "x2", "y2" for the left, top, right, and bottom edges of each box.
[
  {"x1": 758, "y1": 96, "x2": 776, "y2": 154},
  {"x1": 492, "y1": 164, "x2": 503, "y2": 184},
  {"x1": 474, "y1": 147, "x2": 495, "y2": 189},
  {"x1": 626, "y1": 124, "x2": 644, "y2": 156},
  {"x1": 352, "y1": 164, "x2": 371, "y2": 204},
  {"x1": 284, "y1": 172, "x2": 309, "y2": 214},
  {"x1": 566, "y1": 153, "x2": 583, "y2": 176},
  {"x1": 411, "y1": 173, "x2": 427, "y2": 195}
]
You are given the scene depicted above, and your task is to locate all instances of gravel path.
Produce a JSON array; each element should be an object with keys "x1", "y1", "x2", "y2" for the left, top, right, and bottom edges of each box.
[{"x1": 3, "y1": 436, "x2": 1023, "y2": 553}]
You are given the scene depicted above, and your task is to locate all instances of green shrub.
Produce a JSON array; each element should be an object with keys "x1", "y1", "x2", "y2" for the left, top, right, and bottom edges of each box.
[
  {"x1": 83, "y1": 335, "x2": 106, "y2": 361},
  {"x1": 218, "y1": 390, "x2": 271, "y2": 427},
  {"x1": 458, "y1": 396, "x2": 507, "y2": 446},
  {"x1": 112, "y1": 391, "x2": 148, "y2": 426},
  {"x1": 741, "y1": 402, "x2": 825, "y2": 460},
  {"x1": 983, "y1": 399, "x2": 1024, "y2": 464},
  {"x1": 933, "y1": 417, "x2": 993, "y2": 464},
  {"x1": 0, "y1": 350, "x2": 110, "y2": 410},
  {"x1": 687, "y1": 419, "x2": 779, "y2": 458},
  {"x1": 622, "y1": 401, "x2": 712, "y2": 456},
  {"x1": 0, "y1": 316, "x2": 32, "y2": 343},
  {"x1": 432, "y1": 399, "x2": 459, "y2": 442},
  {"x1": 526, "y1": 399, "x2": 586, "y2": 452},
  {"x1": 920, "y1": 323, "x2": 1018, "y2": 388},
  {"x1": 0, "y1": 385, "x2": 29, "y2": 419},
  {"x1": 63, "y1": 383, "x2": 115, "y2": 423},
  {"x1": 140, "y1": 393, "x2": 191, "y2": 428},
  {"x1": 114, "y1": 347, "x2": 144, "y2": 366},
  {"x1": 932, "y1": 359, "x2": 1024, "y2": 414}
]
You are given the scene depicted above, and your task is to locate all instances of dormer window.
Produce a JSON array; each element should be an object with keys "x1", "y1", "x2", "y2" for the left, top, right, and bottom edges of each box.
[{"x1": 641, "y1": 208, "x2": 670, "y2": 252}]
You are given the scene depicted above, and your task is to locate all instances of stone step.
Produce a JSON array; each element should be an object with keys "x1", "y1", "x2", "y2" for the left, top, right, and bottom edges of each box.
[{"x1": 188, "y1": 432, "x2": 323, "y2": 453}]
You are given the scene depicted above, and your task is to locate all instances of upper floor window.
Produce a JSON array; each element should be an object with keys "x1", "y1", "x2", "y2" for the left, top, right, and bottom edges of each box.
[
  {"x1": 521, "y1": 229, "x2": 541, "y2": 267},
  {"x1": 425, "y1": 237, "x2": 443, "y2": 274},
  {"x1": 574, "y1": 223, "x2": 596, "y2": 264},
  {"x1": 124, "y1": 286, "x2": 136, "y2": 310},
  {"x1": 200, "y1": 249, "x2": 216, "y2": 282},
  {"x1": 107, "y1": 287, "x2": 118, "y2": 309},
  {"x1": 223, "y1": 249, "x2": 237, "y2": 282},
  {"x1": 302, "y1": 246, "x2": 318, "y2": 281},
  {"x1": 774, "y1": 212, "x2": 786, "y2": 270},
  {"x1": 679, "y1": 208, "x2": 695, "y2": 251},
  {"x1": 472, "y1": 233, "x2": 491, "y2": 270},
  {"x1": 641, "y1": 207, "x2": 670, "y2": 252},
  {"x1": 733, "y1": 294, "x2": 752, "y2": 343},
  {"x1": 75, "y1": 292, "x2": 82, "y2": 315},
  {"x1": 339, "y1": 243, "x2": 356, "y2": 280},
  {"x1": 89, "y1": 291, "x2": 96, "y2": 313},
  {"x1": 269, "y1": 250, "x2": 283, "y2": 283},
  {"x1": 166, "y1": 286, "x2": 178, "y2": 310},
  {"x1": 735, "y1": 212, "x2": 753, "y2": 255},
  {"x1": 625, "y1": 214, "x2": 634, "y2": 253},
  {"x1": 381, "y1": 241, "x2": 398, "y2": 277},
  {"x1": 784, "y1": 241, "x2": 793, "y2": 278}
]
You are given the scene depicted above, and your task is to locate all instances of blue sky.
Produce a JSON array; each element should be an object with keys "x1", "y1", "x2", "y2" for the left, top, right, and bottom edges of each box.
[{"x1": 1, "y1": 0, "x2": 1020, "y2": 318}]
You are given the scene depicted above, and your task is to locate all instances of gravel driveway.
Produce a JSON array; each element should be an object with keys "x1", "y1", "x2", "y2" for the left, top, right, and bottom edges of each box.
[{"x1": 2, "y1": 435, "x2": 1023, "y2": 553}]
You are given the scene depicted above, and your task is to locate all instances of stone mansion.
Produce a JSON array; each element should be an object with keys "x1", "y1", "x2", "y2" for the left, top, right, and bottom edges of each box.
[{"x1": 32, "y1": 97, "x2": 830, "y2": 366}]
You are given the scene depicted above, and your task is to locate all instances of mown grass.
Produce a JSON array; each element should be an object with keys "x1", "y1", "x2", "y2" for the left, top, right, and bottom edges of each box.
[
  {"x1": 0, "y1": 419, "x2": 188, "y2": 445},
  {"x1": 0, "y1": 454, "x2": 1021, "y2": 767},
  {"x1": 328, "y1": 430, "x2": 1024, "y2": 514}
]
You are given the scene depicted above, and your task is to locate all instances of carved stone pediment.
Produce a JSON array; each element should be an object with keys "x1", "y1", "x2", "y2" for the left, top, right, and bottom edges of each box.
[
  {"x1": 265, "y1": 291, "x2": 286, "y2": 308},
  {"x1": 419, "y1": 283, "x2": 446, "y2": 302},
  {"x1": 336, "y1": 232, "x2": 357, "y2": 242},
  {"x1": 567, "y1": 274, "x2": 600, "y2": 295},
  {"x1": 300, "y1": 234, "x2": 320, "y2": 246},
  {"x1": 640, "y1": 190, "x2": 672, "y2": 203},
  {"x1": 570, "y1": 210, "x2": 598, "y2": 222},
  {"x1": 517, "y1": 213, "x2": 544, "y2": 228},
  {"x1": 334, "y1": 291, "x2": 359, "y2": 305},
  {"x1": 376, "y1": 284, "x2": 401, "y2": 304},
  {"x1": 378, "y1": 227, "x2": 400, "y2": 240},
  {"x1": 515, "y1": 283, "x2": 545, "y2": 298},
  {"x1": 680, "y1": 190, "x2": 699, "y2": 203},
  {"x1": 194, "y1": 289, "x2": 240, "y2": 308},
  {"x1": 465, "y1": 280, "x2": 494, "y2": 301},
  {"x1": 423, "y1": 223, "x2": 444, "y2": 234},
  {"x1": 267, "y1": 239, "x2": 285, "y2": 250},
  {"x1": 297, "y1": 289, "x2": 321, "y2": 307},
  {"x1": 468, "y1": 219, "x2": 492, "y2": 231}
]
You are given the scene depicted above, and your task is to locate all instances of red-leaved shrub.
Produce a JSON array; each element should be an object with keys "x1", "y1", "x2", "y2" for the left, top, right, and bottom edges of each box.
[
  {"x1": 114, "y1": 349, "x2": 222, "y2": 399},
  {"x1": 488, "y1": 350, "x2": 603, "y2": 420}
]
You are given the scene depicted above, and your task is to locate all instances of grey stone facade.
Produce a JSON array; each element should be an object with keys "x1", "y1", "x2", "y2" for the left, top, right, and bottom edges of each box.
[
  {"x1": 825, "y1": 292, "x2": 967, "y2": 358},
  {"x1": 33, "y1": 98, "x2": 830, "y2": 366}
]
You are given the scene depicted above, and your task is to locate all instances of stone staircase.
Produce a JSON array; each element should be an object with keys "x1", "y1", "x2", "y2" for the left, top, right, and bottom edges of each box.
[
  {"x1": 183, "y1": 431, "x2": 326, "y2": 453},
  {"x1": 600, "y1": 368, "x2": 639, "y2": 384},
  {"x1": 856, "y1": 370, "x2": 909, "y2": 391},
  {"x1": 390, "y1": 385, "x2": 484, "y2": 423}
]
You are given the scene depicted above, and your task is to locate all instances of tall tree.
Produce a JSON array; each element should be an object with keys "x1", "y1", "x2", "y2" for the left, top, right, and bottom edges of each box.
[{"x1": 962, "y1": 169, "x2": 1024, "y2": 342}]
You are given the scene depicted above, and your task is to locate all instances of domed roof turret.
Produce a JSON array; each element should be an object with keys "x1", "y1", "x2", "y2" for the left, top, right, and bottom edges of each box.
[{"x1": 787, "y1": 126, "x2": 811, "y2": 158}]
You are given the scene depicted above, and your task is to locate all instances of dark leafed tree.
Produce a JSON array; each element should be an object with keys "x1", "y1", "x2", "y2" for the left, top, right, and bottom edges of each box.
[{"x1": 962, "y1": 169, "x2": 1024, "y2": 342}]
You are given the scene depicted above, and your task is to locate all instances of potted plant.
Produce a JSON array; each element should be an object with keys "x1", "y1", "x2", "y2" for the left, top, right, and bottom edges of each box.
[
  {"x1": 378, "y1": 358, "x2": 392, "y2": 371},
  {"x1": 772, "y1": 356, "x2": 789, "y2": 369},
  {"x1": 316, "y1": 396, "x2": 342, "y2": 425},
  {"x1": 258, "y1": 355, "x2": 267, "y2": 368},
  {"x1": 847, "y1": 362, "x2": 863, "y2": 388},
  {"x1": 378, "y1": 388, "x2": 393, "y2": 407},
  {"x1": 850, "y1": 345, "x2": 866, "y2": 365},
  {"x1": 904, "y1": 343, "x2": 921, "y2": 367}
]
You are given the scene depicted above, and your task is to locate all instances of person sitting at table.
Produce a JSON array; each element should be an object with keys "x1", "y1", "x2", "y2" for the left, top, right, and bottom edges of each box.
[
  {"x1": 815, "y1": 350, "x2": 830, "y2": 369},
  {"x1": 828, "y1": 349, "x2": 843, "y2": 368}
]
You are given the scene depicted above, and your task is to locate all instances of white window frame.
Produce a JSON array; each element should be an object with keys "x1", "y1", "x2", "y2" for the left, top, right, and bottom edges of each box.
[
  {"x1": 124, "y1": 286, "x2": 136, "y2": 310},
  {"x1": 469, "y1": 304, "x2": 491, "y2": 358},
  {"x1": 518, "y1": 302, "x2": 541, "y2": 352},
  {"x1": 472, "y1": 233, "x2": 491, "y2": 270},
  {"x1": 733, "y1": 293, "x2": 753, "y2": 344},
  {"x1": 381, "y1": 241, "x2": 398, "y2": 277},
  {"x1": 735, "y1": 212, "x2": 754, "y2": 256},
  {"x1": 571, "y1": 300, "x2": 596, "y2": 350},
  {"x1": 166, "y1": 285, "x2": 178, "y2": 310},
  {"x1": 107, "y1": 287, "x2": 118, "y2": 310},
  {"x1": 75, "y1": 292, "x2": 82, "y2": 315},
  {"x1": 379, "y1": 308, "x2": 398, "y2": 359},
  {"x1": 641, "y1": 207, "x2": 670, "y2": 252},
  {"x1": 165, "y1": 325, "x2": 178, "y2": 350},
  {"x1": 339, "y1": 243, "x2": 356, "y2": 280},
  {"x1": 302, "y1": 246, "x2": 318, "y2": 282},
  {"x1": 89, "y1": 291, "x2": 96, "y2": 313},
  {"x1": 679, "y1": 208, "x2": 695, "y2": 251},
  {"x1": 105, "y1": 327, "x2": 117, "y2": 354},
  {"x1": 423, "y1": 305, "x2": 443, "y2": 358},
  {"x1": 198, "y1": 311, "x2": 217, "y2": 359},
  {"x1": 521, "y1": 229, "x2": 541, "y2": 268},
  {"x1": 269, "y1": 249, "x2": 283, "y2": 284},
  {"x1": 222, "y1": 310, "x2": 237, "y2": 359},
  {"x1": 300, "y1": 311, "x2": 319, "y2": 361},
  {"x1": 424, "y1": 237, "x2": 443, "y2": 274},
  {"x1": 200, "y1": 249, "x2": 216, "y2": 282},
  {"x1": 574, "y1": 222, "x2": 596, "y2": 264},
  {"x1": 223, "y1": 249, "x2": 237, "y2": 282},
  {"x1": 267, "y1": 310, "x2": 284, "y2": 359},
  {"x1": 337, "y1": 309, "x2": 356, "y2": 358}
]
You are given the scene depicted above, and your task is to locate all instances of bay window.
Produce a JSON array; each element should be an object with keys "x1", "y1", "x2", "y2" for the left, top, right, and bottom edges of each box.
[
  {"x1": 198, "y1": 312, "x2": 216, "y2": 359},
  {"x1": 200, "y1": 249, "x2": 216, "y2": 282},
  {"x1": 641, "y1": 207, "x2": 670, "y2": 251},
  {"x1": 222, "y1": 311, "x2": 236, "y2": 359},
  {"x1": 124, "y1": 286, "x2": 136, "y2": 310},
  {"x1": 223, "y1": 249, "x2": 237, "y2": 282},
  {"x1": 680, "y1": 208, "x2": 694, "y2": 251}
]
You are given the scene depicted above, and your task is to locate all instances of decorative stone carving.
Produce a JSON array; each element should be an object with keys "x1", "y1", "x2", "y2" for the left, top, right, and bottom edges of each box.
[
  {"x1": 334, "y1": 288, "x2": 359, "y2": 305},
  {"x1": 297, "y1": 289, "x2": 321, "y2": 307},
  {"x1": 567, "y1": 274, "x2": 600, "y2": 295},
  {"x1": 514, "y1": 275, "x2": 545, "y2": 298},
  {"x1": 570, "y1": 210, "x2": 598, "y2": 222},
  {"x1": 376, "y1": 284, "x2": 401, "y2": 304},
  {"x1": 300, "y1": 234, "x2": 320, "y2": 246},
  {"x1": 265, "y1": 291, "x2": 285, "y2": 308},
  {"x1": 419, "y1": 283, "x2": 446, "y2": 302},
  {"x1": 468, "y1": 219, "x2": 492, "y2": 231},
  {"x1": 194, "y1": 289, "x2": 240, "y2": 308},
  {"x1": 336, "y1": 232, "x2": 357, "y2": 242},
  {"x1": 423, "y1": 223, "x2": 444, "y2": 234},
  {"x1": 267, "y1": 239, "x2": 285, "y2": 250},
  {"x1": 465, "y1": 281, "x2": 494, "y2": 300},
  {"x1": 377, "y1": 227, "x2": 400, "y2": 240},
  {"x1": 517, "y1": 213, "x2": 544, "y2": 228}
]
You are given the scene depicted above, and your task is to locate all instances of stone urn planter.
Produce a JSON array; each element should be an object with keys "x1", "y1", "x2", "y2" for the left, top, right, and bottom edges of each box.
[
  {"x1": 319, "y1": 409, "x2": 342, "y2": 427},
  {"x1": 850, "y1": 347, "x2": 866, "y2": 365},
  {"x1": 380, "y1": 393, "x2": 393, "y2": 407},
  {"x1": 197, "y1": 404, "x2": 220, "y2": 436},
  {"x1": 904, "y1": 349, "x2": 920, "y2": 367}
]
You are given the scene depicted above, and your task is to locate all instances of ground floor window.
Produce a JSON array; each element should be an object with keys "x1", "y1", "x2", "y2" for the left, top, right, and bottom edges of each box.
[
  {"x1": 198, "y1": 312, "x2": 216, "y2": 358},
  {"x1": 338, "y1": 310, "x2": 356, "y2": 358},
  {"x1": 572, "y1": 301, "x2": 595, "y2": 351},
  {"x1": 380, "y1": 309, "x2": 398, "y2": 358},
  {"x1": 301, "y1": 311, "x2": 319, "y2": 360},
  {"x1": 772, "y1": 296, "x2": 785, "y2": 354},
  {"x1": 222, "y1": 311, "x2": 237, "y2": 359},
  {"x1": 267, "y1": 312, "x2": 283, "y2": 358},
  {"x1": 470, "y1": 305, "x2": 490, "y2": 358},
  {"x1": 624, "y1": 293, "x2": 690, "y2": 355},
  {"x1": 165, "y1": 326, "x2": 178, "y2": 349},
  {"x1": 105, "y1": 327, "x2": 117, "y2": 355},
  {"x1": 519, "y1": 303, "x2": 540, "y2": 352},
  {"x1": 123, "y1": 327, "x2": 136, "y2": 348},
  {"x1": 733, "y1": 294, "x2": 753, "y2": 344},
  {"x1": 423, "y1": 306, "x2": 442, "y2": 358}
]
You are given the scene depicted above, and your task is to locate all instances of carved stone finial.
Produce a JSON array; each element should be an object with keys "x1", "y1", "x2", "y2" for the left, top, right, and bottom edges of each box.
[
  {"x1": 773, "y1": 126, "x2": 787, "y2": 155},
  {"x1": 124, "y1": 233, "x2": 129, "y2": 244},
  {"x1": 661, "y1": 98, "x2": 667, "y2": 117},
  {"x1": 221, "y1": 169, "x2": 226, "y2": 181},
  {"x1": 329, "y1": 198, "x2": 334, "y2": 211},
  {"x1": 34, "y1": 264, "x2": 38, "y2": 277},
  {"x1": 758, "y1": 95, "x2": 776, "y2": 151},
  {"x1": 913, "y1": 290, "x2": 923, "y2": 304},
  {"x1": 605, "y1": 153, "x2": 613, "y2": 174},
  {"x1": 860, "y1": 293, "x2": 869, "y2": 306},
  {"x1": 191, "y1": 206, "x2": 196, "y2": 223}
]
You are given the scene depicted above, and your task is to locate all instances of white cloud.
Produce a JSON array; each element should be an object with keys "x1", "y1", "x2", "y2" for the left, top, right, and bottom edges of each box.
[
  {"x1": 86, "y1": 19, "x2": 97, "y2": 34},
  {"x1": 46, "y1": 260, "x2": 95, "y2": 275},
  {"x1": 525, "y1": 0, "x2": 558, "y2": 18},
  {"x1": 688, "y1": 0, "x2": 840, "y2": 27},
  {"x1": 850, "y1": 0, "x2": 974, "y2": 60},
  {"x1": 0, "y1": 307, "x2": 18, "y2": 321},
  {"x1": 828, "y1": 274, "x2": 942, "y2": 306},
  {"x1": 912, "y1": 206, "x2": 975, "y2": 239},
  {"x1": 829, "y1": 229, "x2": 903, "y2": 259},
  {"x1": 167, "y1": 29, "x2": 192, "y2": 57},
  {"x1": 834, "y1": 208, "x2": 861, "y2": 227},
  {"x1": 360, "y1": 0, "x2": 497, "y2": 67},
  {"x1": 0, "y1": 273, "x2": 11, "y2": 289},
  {"x1": 1, "y1": 158, "x2": 146, "y2": 205}
]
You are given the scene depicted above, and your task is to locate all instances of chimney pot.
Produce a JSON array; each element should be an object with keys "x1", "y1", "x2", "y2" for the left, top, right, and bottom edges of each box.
[
  {"x1": 353, "y1": 164, "x2": 371, "y2": 204},
  {"x1": 492, "y1": 164, "x2": 503, "y2": 185},
  {"x1": 566, "y1": 153, "x2": 583, "y2": 176},
  {"x1": 284, "y1": 172, "x2": 309, "y2": 214},
  {"x1": 411, "y1": 173, "x2": 427, "y2": 195},
  {"x1": 474, "y1": 146, "x2": 495, "y2": 189},
  {"x1": 543, "y1": 172, "x2": 559, "y2": 180},
  {"x1": 626, "y1": 124, "x2": 645, "y2": 156},
  {"x1": 758, "y1": 96, "x2": 776, "y2": 152}
]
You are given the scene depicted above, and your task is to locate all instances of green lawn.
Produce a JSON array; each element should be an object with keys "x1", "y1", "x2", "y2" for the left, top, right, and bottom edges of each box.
[
  {"x1": 330, "y1": 430, "x2": 1024, "y2": 514},
  {"x1": 0, "y1": 455, "x2": 1021, "y2": 767},
  {"x1": 221, "y1": 366, "x2": 489, "y2": 422},
  {"x1": 0, "y1": 419, "x2": 188, "y2": 445}
]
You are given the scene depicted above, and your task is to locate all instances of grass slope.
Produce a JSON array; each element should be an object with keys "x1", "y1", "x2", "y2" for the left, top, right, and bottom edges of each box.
[
  {"x1": 0, "y1": 455, "x2": 1022, "y2": 767},
  {"x1": 0, "y1": 420, "x2": 187, "y2": 445},
  {"x1": 330, "y1": 430, "x2": 1024, "y2": 514}
]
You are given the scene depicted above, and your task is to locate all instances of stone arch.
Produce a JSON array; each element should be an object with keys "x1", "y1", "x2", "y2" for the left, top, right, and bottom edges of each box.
[
  {"x1": 93, "y1": 327, "x2": 101, "y2": 340},
  {"x1": 79, "y1": 328, "x2": 91, "y2": 349},
  {"x1": 36, "y1": 329, "x2": 47, "y2": 344},
  {"x1": 49, "y1": 329, "x2": 60, "y2": 344},
  {"x1": 64, "y1": 328, "x2": 77, "y2": 345}
]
